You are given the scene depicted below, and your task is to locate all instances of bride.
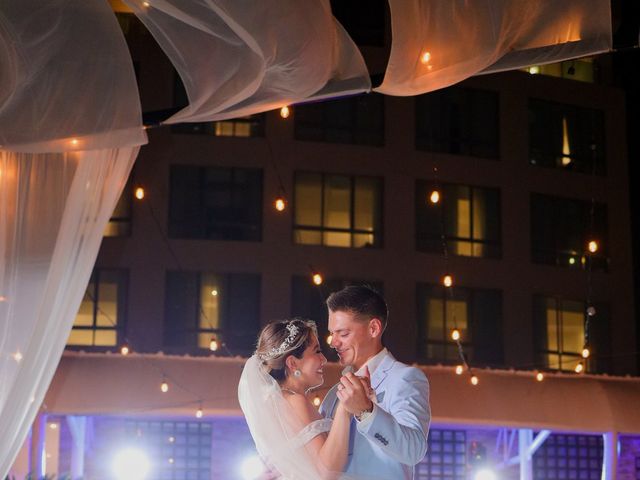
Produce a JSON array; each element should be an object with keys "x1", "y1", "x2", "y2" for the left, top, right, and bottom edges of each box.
[{"x1": 238, "y1": 318, "x2": 354, "y2": 479}]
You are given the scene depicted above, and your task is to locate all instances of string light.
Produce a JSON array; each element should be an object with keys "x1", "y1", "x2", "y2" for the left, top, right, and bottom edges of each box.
[
  {"x1": 581, "y1": 347, "x2": 590, "y2": 359},
  {"x1": 574, "y1": 363, "x2": 584, "y2": 374},
  {"x1": 120, "y1": 343, "x2": 130, "y2": 356},
  {"x1": 420, "y1": 51, "x2": 432, "y2": 64},
  {"x1": 443, "y1": 274, "x2": 453, "y2": 288},
  {"x1": 312, "y1": 273, "x2": 323, "y2": 286},
  {"x1": 12, "y1": 351, "x2": 22, "y2": 362},
  {"x1": 280, "y1": 106, "x2": 290, "y2": 119},
  {"x1": 586, "y1": 306, "x2": 597, "y2": 317},
  {"x1": 49, "y1": 423, "x2": 58, "y2": 430},
  {"x1": 274, "y1": 196, "x2": 286, "y2": 212},
  {"x1": 209, "y1": 337, "x2": 219, "y2": 352},
  {"x1": 451, "y1": 329, "x2": 461, "y2": 341},
  {"x1": 587, "y1": 240, "x2": 599, "y2": 253},
  {"x1": 142, "y1": 1, "x2": 150, "y2": 6},
  {"x1": 429, "y1": 190, "x2": 440, "y2": 204},
  {"x1": 135, "y1": 187, "x2": 145, "y2": 200},
  {"x1": 196, "y1": 404, "x2": 204, "y2": 418},
  {"x1": 326, "y1": 334, "x2": 333, "y2": 345},
  {"x1": 470, "y1": 375, "x2": 479, "y2": 386},
  {"x1": 70, "y1": 138, "x2": 79, "y2": 147},
  {"x1": 312, "y1": 396, "x2": 321, "y2": 407},
  {"x1": 210, "y1": 289, "x2": 218, "y2": 296},
  {"x1": 455, "y1": 365, "x2": 464, "y2": 375},
  {"x1": 160, "y1": 379, "x2": 169, "y2": 393},
  {"x1": 536, "y1": 372, "x2": 544, "y2": 382}
]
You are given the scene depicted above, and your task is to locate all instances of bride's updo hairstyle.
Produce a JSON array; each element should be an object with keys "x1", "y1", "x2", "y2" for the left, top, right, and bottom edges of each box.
[{"x1": 256, "y1": 318, "x2": 317, "y2": 382}]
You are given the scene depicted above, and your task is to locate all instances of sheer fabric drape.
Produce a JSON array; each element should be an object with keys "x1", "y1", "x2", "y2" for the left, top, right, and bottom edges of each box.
[
  {"x1": 0, "y1": 0, "x2": 144, "y2": 477},
  {"x1": 376, "y1": 0, "x2": 612, "y2": 96},
  {"x1": 124, "y1": 0, "x2": 371, "y2": 124}
]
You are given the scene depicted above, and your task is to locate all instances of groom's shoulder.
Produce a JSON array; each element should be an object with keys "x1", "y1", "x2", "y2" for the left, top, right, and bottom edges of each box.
[{"x1": 388, "y1": 355, "x2": 428, "y2": 383}]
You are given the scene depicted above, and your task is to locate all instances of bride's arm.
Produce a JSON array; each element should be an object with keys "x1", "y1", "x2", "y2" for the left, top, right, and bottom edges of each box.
[{"x1": 286, "y1": 394, "x2": 351, "y2": 474}]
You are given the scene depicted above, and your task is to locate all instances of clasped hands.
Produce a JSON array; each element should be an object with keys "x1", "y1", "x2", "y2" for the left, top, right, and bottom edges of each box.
[{"x1": 336, "y1": 366, "x2": 376, "y2": 415}]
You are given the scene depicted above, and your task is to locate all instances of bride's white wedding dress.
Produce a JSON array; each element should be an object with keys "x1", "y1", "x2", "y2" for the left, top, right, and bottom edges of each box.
[{"x1": 238, "y1": 355, "x2": 356, "y2": 479}]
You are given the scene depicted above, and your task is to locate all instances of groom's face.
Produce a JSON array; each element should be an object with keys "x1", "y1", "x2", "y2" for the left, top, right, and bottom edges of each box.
[{"x1": 328, "y1": 309, "x2": 375, "y2": 370}]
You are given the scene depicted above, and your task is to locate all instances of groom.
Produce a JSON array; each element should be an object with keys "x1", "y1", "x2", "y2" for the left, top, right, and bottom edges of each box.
[{"x1": 320, "y1": 285, "x2": 431, "y2": 480}]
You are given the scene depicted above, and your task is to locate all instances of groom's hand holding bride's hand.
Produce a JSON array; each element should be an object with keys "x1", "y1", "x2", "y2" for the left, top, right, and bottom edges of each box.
[{"x1": 336, "y1": 366, "x2": 374, "y2": 415}]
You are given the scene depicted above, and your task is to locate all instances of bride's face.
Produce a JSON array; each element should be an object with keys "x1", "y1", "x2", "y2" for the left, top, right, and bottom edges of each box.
[{"x1": 296, "y1": 335, "x2": 327, "y2": 388}]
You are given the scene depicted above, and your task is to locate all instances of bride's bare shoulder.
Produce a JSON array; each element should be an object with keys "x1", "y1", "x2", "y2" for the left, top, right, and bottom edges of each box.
[{"x1": 283, "y1": 392, "x2": 322, "y2": 423}]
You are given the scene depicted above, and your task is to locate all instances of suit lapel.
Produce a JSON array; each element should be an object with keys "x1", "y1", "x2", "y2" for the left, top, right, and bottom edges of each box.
[{"x1": 371, "y1": 351, "x2": 395, "y2": 390}]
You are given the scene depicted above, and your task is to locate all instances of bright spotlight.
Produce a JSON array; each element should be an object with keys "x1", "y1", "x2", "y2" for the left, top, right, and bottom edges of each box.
[
  {"x1": 240, "y1": 455, "x2": 265, "y2": 480},
  {"x1": 474, "y1": 468, "x2": 497, "y2": 480},
  {"x1": 112, "y1": 448, "x2": 151, "y2": 480}
]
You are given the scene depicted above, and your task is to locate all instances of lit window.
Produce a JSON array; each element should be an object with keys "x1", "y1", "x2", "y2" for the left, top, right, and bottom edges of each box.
[
  {"x1": 67, "y1": 270, "x2": 127, "y2": 347},
  {"x1": 523, "y1": 57, "x2": 596, "y2": 83},
  {"x1": 294, "y1": 172, "x2": 382, "y2": 248},
  {"x1": 416, "y1": 182, "x2": 501, "y2": 258}
]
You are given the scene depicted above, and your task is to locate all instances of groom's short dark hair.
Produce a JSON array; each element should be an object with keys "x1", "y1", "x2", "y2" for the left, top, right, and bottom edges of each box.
[{"x1": 326, "y1": 284, "x2": 388, "y2": 329}]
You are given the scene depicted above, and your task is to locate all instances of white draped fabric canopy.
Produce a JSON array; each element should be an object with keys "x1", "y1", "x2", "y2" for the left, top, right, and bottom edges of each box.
[{"x1": 0, "y1": 0, "x2": 613, "y2": 477}]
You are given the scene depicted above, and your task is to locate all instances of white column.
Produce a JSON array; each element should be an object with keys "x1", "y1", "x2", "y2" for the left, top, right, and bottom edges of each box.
[
  {"x1": 602, "y1": 432, "x2": 618, "y2": 480},
  {"x1": 519, "y1": 429, "x2": 533, "y2": 480},
  {"x1": 67, "y1": 416, "x2": 87, "y2": 480}
]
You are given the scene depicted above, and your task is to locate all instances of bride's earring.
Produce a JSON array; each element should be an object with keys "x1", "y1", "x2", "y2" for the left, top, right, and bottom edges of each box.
[{"x1": 293, "y1": 369, "x2": 302, "y2": 377}]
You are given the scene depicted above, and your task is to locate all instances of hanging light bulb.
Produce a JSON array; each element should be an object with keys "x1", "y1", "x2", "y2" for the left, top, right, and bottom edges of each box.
[
  {"x1": 274, "y1": 196, "x2": 286, "y2": 212},
  {"x1": 120, "y1": 343, "x2": 130, "y2": 356},
  {"x1": 196, "y1": 405, "x2": 204, "y2": 418},
  {"x1": 210, "y1": 289, "x2": 218, "y2": 297},
  {"x1": 581, "y1": 347, "x2": 590, "y2": 359},
  {"x1": 209, "y1": 337, "x2": 219, "y2": 352},
  {"x1": 280, "y1": 106, "x2": 290, "y2": 119},
  {"x1": 587, "y1": 240, "x2": 599, "y2": 253},
  {"x1": 536, "y1": 372, "x2": 544, "y2": 382},
  {"x1": 312, "y1": 273, "x2": 323, "y2": 286},
  {"x1": 429, "y1": 190, "x2": 440, "y2": 204},
  {"x1": 455, "y1": 365, "x2": 464, "y2": 375},
  {"x1": 134, "y1": 187, "x2": 145, "y2": 200},
  {"x1": 470, "y1": 375, "x2": 479, "y2": 386},
  {"x1": 586, "y1": 306, "x2": 597, "y2": 317},
  {"x1": 12, "y1": 351, "x2": 23, "y2": 363},
  {"x1": 326, "y1": 334, "x2": 333, "y2": 345},
  {"x1": 161, "y1": 379, "x2": 169, "y2": 393},
  {"x1": 574, "y1": 362, "x2": 584, "y2": 374},
  {"x1": 420, "y1": 51, "x2": 432, "y2": 64},
  {"x1": 312, "y1": 396, "x2": 321, "y2": 407},
  {"x1": 443, "y1": 274, "x2": 453, "y2": 288},
  {"x1": 451, "y1": 329, "x2": 461, "y2": 341},
  {"x1": 70, "y1": 138, "x2": 79, "y2": 147}
]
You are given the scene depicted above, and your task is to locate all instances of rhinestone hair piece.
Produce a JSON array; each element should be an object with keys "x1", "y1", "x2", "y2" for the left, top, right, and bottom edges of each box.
[{"x1": 260, "y1": 322, "x2": 300, "y2": 361}]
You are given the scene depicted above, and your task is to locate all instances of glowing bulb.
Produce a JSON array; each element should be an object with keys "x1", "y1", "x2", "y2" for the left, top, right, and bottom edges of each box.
[
  {"x1": 280, "y1": 106, "x2": 290, "y2": 119},
  {"x1": 429, "y1": 190, "x2": 440, "y2": 204},
  {"x1": 209, "y1": 337, "x2": 219, "y2": 352},
  {"x1": 168, "y1": 458, "x2": 174, "y2": 464},
  {"x1": 168, "y1": 436, "x2": 175, "y2": 443},
  {"x1": 210, "y1": 289, "x2": 218, "y2": 296},
  {"x1": 582, "y1": 347, "x2": 590, "y2": 359},
  {"x1": 451, "y1": 329, "x2": 460, "y2": 341},
  {"x1": 569, "y1": 257, "x2": 576, "y2": 265},
  {"x1": 142, "y1": 1, "x2": 150, "y2": 6},
  {"x1": 112, "y1": 448, "x2": 150, "y2": 480},
  {"x1": 12, "y1": 351, "x2": 22, "y2": 362},
  {"x1": 420, "y1": 51, "x2": 432, "y2": 64},
  {"x1": 120, "y1": 343, "x2": 130, "y2": 356},
  {"x1": 443, "y1": 275, "x2": 453, "y2": 288},
  {"x1": 134, "y1": 187, "x2": 145, "y2": 200},
  {"x1": 586, "y1": 306, "x2": 597, "y2": 317},
  {"x1": 536, "y1": 372, "x2": 544, "y2": 382},
  {"x1": 470, "y1": 375, "x2": 479, "y2": 386},
  {"x1": 274, "y1": 197, "x2": 286, "y2": 212},
  {"x1": 49, "y1": 423, "x2": 58, "y2": 430},
  {"x1": 529, "y1": 66, "x2": 540, "y2": 74},
  {"x1": 313, "y1": 396, "x2": 321, "y2": 407},
  {"x1": 312, "y1": 273, "x2": 323, "y2": 286},
  {"x1": 326, "y1": 334, "x2": 333, "y2": 345},
  {"x1": 574, "y1": 363, "x2": 584, "y2": 374},
  {"x1": 161, "y1": 380, "x2": 169, "y2": 393},
  {"x1": 455, "y1": 365, "x2": 464, "y2": 375},
  {"x1": 70, "y1": 138, "x2": 79, "y2": 147},
  {"x1": 196, "y1": 406, "x2": 203, "y2": 418},
  {"x1": 588, "y1": 240, "x2": 599, "y2": 253}
]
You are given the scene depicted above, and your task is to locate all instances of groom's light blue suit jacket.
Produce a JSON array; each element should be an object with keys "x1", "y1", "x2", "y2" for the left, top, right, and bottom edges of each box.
[{"x1": 319, "y1": 351, "x2": 431, "y2": 480}]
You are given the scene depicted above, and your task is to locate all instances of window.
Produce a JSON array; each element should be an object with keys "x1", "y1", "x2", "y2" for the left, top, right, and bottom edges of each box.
[
  {"x1": 415, "y1": 429, "x2": 466, "y2": 480},
  {"x1": 523, "y1": 57, "x2": 596, "y2": 83},
  {"x1": 530, "y1": 193, "x2": 608, "y2": 270},
  {"x1": 533, "y1": 296, "x2": 611, "y2": 373},
  {"x1": 294, "y1": 172, "x2": 383, "y2": 248},
  {"x1": 169, "y1": 166, "x2": 263, "y2": 241},
  {"x1": 416, "y1": 87, "x2": 499, "y2": 159},
  {"x1": 416, "y1": 181, "x2": 501, "y2": 258},
  {"x1": 330, "y1": 0, "x2": 386, "y2": 47},
  {"x1": 164, "y1": 271, "x2": 260, "y2": 355},
  {"x1": 291, "y1": 276, "x2": 383, "y2": 357},
  {"x1": 533, "y1": 434, "x2": 603, "y2": 480},
  {"x1": 104, "y1": 180, "x2": 132, "y2": 237},
  {"x1": 67, "y1": 269, "x2": 127, "y2": 348},
  {"x1": 295, "y1": 93, "x2": 384, "y2": 146},
  {"x1": 416, "y1": 284, "x2": 503, "y2": 366},
  {"x1": 529, "y1": 99, "x2": 605, "y2": 174}
]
